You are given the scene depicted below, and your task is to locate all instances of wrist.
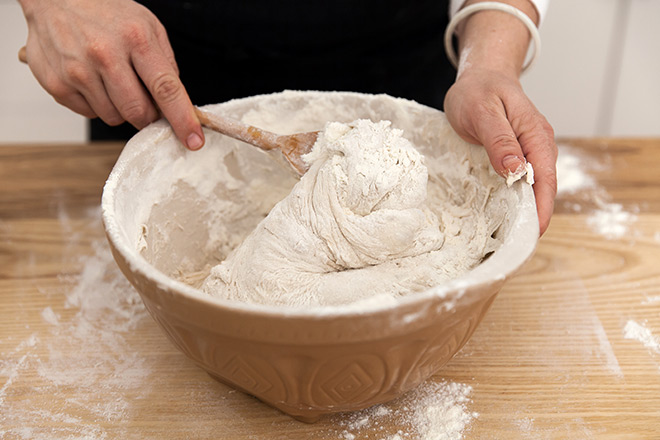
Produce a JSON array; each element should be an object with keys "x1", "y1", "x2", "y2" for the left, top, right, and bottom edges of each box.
[
  {"x1": 458, "y1": 29, "x2": 526, "y2": 79},
  {"x1": 454, "y1": 66, "x2": 522, "y2": 93},
  {"x1": 451, "y1": 1, "x2": 540, "y2": 78}
]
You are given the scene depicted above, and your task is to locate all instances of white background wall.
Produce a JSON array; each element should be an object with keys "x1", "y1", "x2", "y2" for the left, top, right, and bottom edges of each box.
[
  {"x1": 0, "y1": 0, "x2": 86, "y2": 142},
  {"x1": 1, "y1": 0, "x2": 658, "y2": 142},
  {"x1": 522, "y1": 0, "x2": 660, "y2": 137}
]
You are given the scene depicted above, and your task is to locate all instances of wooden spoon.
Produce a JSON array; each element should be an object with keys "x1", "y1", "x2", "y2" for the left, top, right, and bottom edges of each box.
[
  {"x1": 18, "y1": 46, "x2": 317, "y2": 175},
  {"x1": 194, "y1": 108, "x2": 318, "y2": 175}
]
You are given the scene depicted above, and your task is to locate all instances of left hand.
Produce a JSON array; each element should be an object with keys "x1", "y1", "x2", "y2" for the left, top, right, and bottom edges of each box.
[{"x1": 444, "y1": 67, "x2": 557, "y2": 235}]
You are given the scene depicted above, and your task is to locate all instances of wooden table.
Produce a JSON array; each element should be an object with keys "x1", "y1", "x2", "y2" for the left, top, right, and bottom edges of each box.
[{"x1": 1, "y1": 139, "x2": 659, "y2": 439}]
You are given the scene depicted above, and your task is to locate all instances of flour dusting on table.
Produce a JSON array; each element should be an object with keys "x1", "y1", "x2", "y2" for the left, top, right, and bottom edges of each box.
[
  {"x1": 334, "y1": 380, "x2": 477, "y2": 440},
  {"x1": 623, "y1": 320, "x2": 660, "y2": 354},
  {"x1": 642, "y1": 295, "x2": 660, "y2": 305},
  {"x1": 586, "y1": 199, "x2": 638, "y2": 240},
  {"x1": 556, "y1": 147, "x2": 596, "y2": 196},
  {"x1": 0, "y1": 208, "x2": 152, "y2": 439},
  {"x1": 556, "y1": 145, "x2": 638, "y2": 239}
]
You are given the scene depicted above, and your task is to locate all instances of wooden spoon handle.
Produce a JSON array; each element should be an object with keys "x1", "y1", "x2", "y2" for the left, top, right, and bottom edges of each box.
[
  {"x1": 194, "y1": 108, "x2": 281, "y2": 151},
  {"x1": 18, "y1": 46, "x2": 27, "y2": 64}
]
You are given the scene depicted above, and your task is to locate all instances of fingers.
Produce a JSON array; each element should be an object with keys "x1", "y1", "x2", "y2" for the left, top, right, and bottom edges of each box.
[
  {"x1": 52, "y1": 88, "x2": 97, "y2": 119},
  {"x1": 471, "y1": 98, "x2": 557, "y2": 236},
  {"x1": 471, "y1": 101, "x2": 527, "y2": 177},
  {"x1": 65, "y1": 63, "x2": 124, "y2": 126},
  {"x1": 516, "y1": 114, "x2": 558, "y2": 235},
  {"x1": 101, "y1": 61, "x2": 159, "y2": 129},
  {"x1": 531, "y1": 166, "x2": 556, "y2": 235},
  {"x1": 25, "y1": 41, "x2": 98, "y2": 119},
  {"x1": 22, "y1": 2, "x2": 200, "y2": 149},
  {"x1": 74, "y1": 35, "x2": 158, "y2": 129},
  {"x1": 131, "y1": 44, "x2": 204, "y2": 150},
  {"x1": 28, "y1": 35, "x2": 145, "y2": 128}
]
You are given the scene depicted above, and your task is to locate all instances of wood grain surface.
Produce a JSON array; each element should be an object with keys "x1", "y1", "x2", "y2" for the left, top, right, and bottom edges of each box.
[{"x1": 1, "y1": 140, "x2": 659, "y2": 439}]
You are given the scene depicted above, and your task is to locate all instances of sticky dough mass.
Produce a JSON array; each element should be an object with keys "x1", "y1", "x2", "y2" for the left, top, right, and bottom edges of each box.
[{"x1": 201, "y1": 119, "x2": 503, "y2": 307}]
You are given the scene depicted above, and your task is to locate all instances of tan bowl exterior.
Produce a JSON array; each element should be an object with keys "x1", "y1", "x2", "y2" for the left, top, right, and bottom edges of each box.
[{"x1": 102, "y1": 91, "x2": 538, "y2": 422}]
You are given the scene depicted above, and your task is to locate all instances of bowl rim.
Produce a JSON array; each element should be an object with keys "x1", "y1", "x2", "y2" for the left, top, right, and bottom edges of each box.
[{"x1": 101, "y1": 90, "x2": 539, "y2": 320}]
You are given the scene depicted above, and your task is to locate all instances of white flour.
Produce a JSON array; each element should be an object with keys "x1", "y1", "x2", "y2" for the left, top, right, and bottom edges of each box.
[
  {"x1": 556, "y1": 147, "x2": 595, "y2": 196},
  {"x1": 642, "y1": 295, "x2": 660, "y2": 305},
  {"x1": 334, "y1": 380, "x2": 477, "y2": 440},
  {"x1": 202, "y1": 119, "x2": 506, "y2": 307},
  {"x1": 556, "y1": 145, "x2": 638, "y2": 239},
  {"x1": 586, "y1": 199, "x2": 638, "y2": 240},
  {"x1": 623, "y1": 320, "x2": 660, "y2": 354}
]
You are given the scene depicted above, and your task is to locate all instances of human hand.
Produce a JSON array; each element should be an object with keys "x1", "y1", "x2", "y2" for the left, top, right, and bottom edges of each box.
[
  {"x1": 444, "y1": 67, "x2": 557, "y2": 235},
  {"x1": 18, "y1": 0, "x2": 204, "y2": 150},
  {"x1": 446, "y1": 0, "x2": 557, "y2": 235}
]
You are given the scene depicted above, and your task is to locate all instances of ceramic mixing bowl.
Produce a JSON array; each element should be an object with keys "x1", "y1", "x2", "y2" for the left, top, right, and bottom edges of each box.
[{"x1": 102, "y1": 91, "x2": 538, "y2": 422}]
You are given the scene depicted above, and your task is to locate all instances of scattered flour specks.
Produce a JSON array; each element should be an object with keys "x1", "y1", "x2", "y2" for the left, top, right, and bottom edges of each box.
[
  {"x1": 334, "y1": 380, "x2": 477, "y2": 440},
  {"x1": 591, "y1": 316, "x2": 623, "y2": 378},
  {"x1": 586, "y1": 199, "x2": 637, "y2": 240},
  {"x1": 514, "y1": 417, "x2": 536, "y2": 434},
  {"x1": 556, "y1": 148, "x2": 595, "y2": 196},
  {"x1": 641, "y1": 295, "x2": 660, "y2": 305},
  {"x1": 41, "y1": 306, "x2": 59, "y2": 326},
  {"x1": 0, "y1": 207, "x2": 152, "y2": 439},
  {"x1": 0, "y1": 335, "x2": 38, "y2": 408},
  {"x1": 556, "y1": 146, "x2": 638, "y2": 239},
  {"x1": 623, "y1": 320, "x2": 660, "y2": 354}
]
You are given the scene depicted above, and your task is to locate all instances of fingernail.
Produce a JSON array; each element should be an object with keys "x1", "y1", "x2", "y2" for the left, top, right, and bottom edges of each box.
[
  {"x1": 502, "y1": 154, "x2": 524, "y2": 173},
  {"x1": 186, "y1": 132, "x2": 204, "y2": 150}
]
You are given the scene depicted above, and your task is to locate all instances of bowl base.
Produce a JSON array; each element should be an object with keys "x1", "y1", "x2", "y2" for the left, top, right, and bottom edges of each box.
[{"x1": 206, "y1": 371, "x2": 323, "y2": 423}]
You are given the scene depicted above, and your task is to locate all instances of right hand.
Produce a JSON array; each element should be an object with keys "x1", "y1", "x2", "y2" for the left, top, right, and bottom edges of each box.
[{"x1": 19, "y1": 0, "x2": 205, "y2": 150}]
